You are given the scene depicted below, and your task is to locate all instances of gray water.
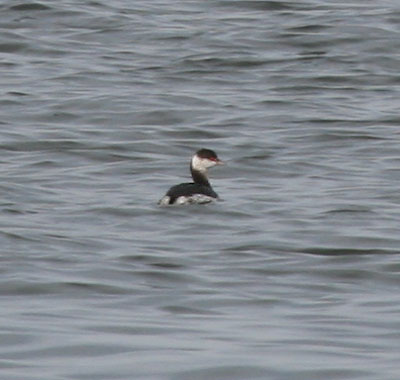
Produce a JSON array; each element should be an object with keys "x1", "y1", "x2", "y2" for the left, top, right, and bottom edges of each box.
[{"x1": 1, "y1": 0, "x2": 400, "y2": 379}]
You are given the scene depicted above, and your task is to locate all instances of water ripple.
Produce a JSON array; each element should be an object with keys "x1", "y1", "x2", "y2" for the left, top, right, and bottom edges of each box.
[{"x1": 2, "y1": 0, "x2": 400, "y2": 379}]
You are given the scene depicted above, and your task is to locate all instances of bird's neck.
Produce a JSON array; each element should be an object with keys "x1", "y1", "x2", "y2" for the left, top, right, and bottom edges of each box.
[{"x1": 190, "y1": 163, "x2": 210, "y2": 186}]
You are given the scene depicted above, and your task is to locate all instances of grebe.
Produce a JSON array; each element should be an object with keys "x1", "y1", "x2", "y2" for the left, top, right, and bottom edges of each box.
[{"x1": 158, "y1": 149, "x2": 223, "y2": 205}]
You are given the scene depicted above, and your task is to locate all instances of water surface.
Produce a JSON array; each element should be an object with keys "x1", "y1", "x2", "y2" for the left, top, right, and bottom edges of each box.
[{"x1": 1, "y1": 0, "x2": 400, "y2": 379}]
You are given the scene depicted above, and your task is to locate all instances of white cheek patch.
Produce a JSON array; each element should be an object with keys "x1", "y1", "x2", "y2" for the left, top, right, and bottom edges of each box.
[
  {"x1": 191, "y1": 155, "x2": 206, "y2": 172},
  {"x1": 191, "y1": 155, "x2": 216, "y2": 171},
  {"x1": 204, "y1": 159, "x2": 217, "y2": 169}
]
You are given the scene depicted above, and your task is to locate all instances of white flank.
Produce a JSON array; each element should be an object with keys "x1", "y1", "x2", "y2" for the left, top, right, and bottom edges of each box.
[
  {"x1": 175, "y1": 194, "x2": 215, "y2": 205},
  {"x1": 158, "y1": 196, "x2": 171, "y2": 206}
]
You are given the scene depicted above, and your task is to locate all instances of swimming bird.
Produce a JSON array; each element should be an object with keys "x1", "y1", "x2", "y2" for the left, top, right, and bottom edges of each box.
[{"x1": 158, "y1": 149, "x2": 223, "y2": 205}]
